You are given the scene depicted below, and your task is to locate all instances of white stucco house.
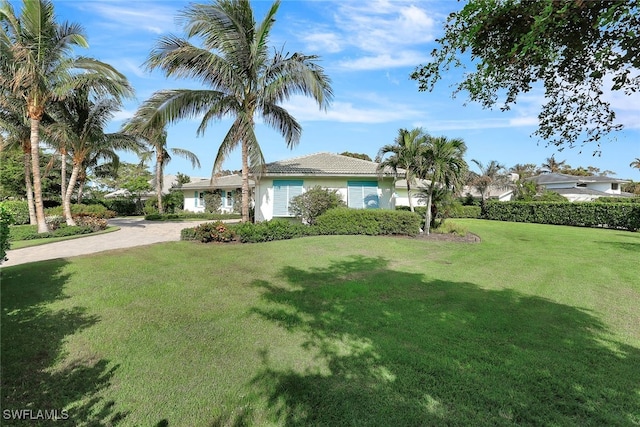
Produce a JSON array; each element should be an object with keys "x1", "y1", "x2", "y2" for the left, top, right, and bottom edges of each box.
[
  {"x1": 255, "y1": 152, "x2": 401, "y2": 222},
  {"x1": 528, "y1": 172, "x2": 632, "y2": 202},
  {"x1": 181, "y1": 174, "x2": 254, "y2": 213},
  {"x1": 460, "y1": 185, "x2": 515, "y2": 202}
]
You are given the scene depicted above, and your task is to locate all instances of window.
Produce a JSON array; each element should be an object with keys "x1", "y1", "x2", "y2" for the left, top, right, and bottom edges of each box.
[
  {"x1": 611, "y1": 183, "x2": 619, "y2": 191},
  {"x1": 347, "y1": 181, "x2": 379, "y2": 209},
  {"x1": 194, "y1": 191, "x2": 205, "y2": 207},
  {"x1": 225, "y1": 191, "x2": 233, "y2": 207},
  {"x1": 273, "y1": 180, "x2": 303, "y2": 216}
]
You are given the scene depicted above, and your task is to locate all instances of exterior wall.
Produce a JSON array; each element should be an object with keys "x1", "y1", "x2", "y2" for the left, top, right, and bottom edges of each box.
[
  {"x1": 183, "y1": 190, "x2": 206, "y2": 213},
  {"x1": 183, "y1": 189, "x2": 238, "y2": 213},
  {"x1": 256, "y1": 177, "x2": 396, "y2": 222},
  {"x1": 587, "y1": 182, "x2": 620, "y2": 195},
  {"x1": 394, "y1": 188, "x2": 426, "y2": 208}
]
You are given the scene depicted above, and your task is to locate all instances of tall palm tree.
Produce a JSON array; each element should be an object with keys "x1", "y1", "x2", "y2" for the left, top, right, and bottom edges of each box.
[
  {"x1": 630, "y1": 158, "x2": 640, "y2": 171},
  {"x1": 541, "y1": 155, "x2": 566, "y2": 174},
  {"x1": 47, "y1": 87, "x2": 139, "y2": 225},
  {"x1": 469, "y1": 159, "x2": 511, "y2": 213},
  {"x1": 142, "y1": 0, "x2": 332, "y2": 222},
  {"x1": 419, "y1": 136, "x2": 468, "y2": 234},
  {"x1": 377, "y1": 128, "x2": 428, "y2": 212},
  {"x1": 124, "y1": 114, "x2": 201, "y2": 214},
  {"x1": 1, "y1": 0, "x2": 130, "y2": 232}
]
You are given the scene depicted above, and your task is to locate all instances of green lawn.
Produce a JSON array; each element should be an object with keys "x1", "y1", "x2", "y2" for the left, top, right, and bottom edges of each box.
[{"x1": 1, "y1": 220, "x2": 639, "y2": 426}]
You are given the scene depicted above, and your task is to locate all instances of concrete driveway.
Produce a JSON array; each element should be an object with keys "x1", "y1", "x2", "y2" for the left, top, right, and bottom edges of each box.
[{"x1": 2, "y1": 218, "x2": 220, "y2": 267}]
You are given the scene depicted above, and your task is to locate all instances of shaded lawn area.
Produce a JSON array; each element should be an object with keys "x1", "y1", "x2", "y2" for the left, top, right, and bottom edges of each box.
[{"x1": 1, "y1": 220, "x2": 639, "y2": 426}]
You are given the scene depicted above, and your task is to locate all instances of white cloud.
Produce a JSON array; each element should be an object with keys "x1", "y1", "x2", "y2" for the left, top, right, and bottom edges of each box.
[
  {"x1": 282, "y1": 94, "x2": 423, "y2": 124},
  {"x1": 298, "y1": 1, "x2": 439, "y2": 70},
  {"x1": 75, "y1": 2, "x2": 177, "y2": 35}
]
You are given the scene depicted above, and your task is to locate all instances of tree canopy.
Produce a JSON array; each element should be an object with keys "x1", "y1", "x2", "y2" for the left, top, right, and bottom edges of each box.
[{"x1": 412, "y1": 0, "x2": 640, "y2": 151}]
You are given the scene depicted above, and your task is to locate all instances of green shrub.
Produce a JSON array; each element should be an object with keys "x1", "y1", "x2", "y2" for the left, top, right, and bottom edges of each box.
[
  {"x1": 144, "y1": 198, "x2": 159, "y2": 216},
  {"x1": 289, "y1": 186, "x2": 345, "y2": 225},
  {"x1": 45, "y1": 204, "x2": 116, "y2": 219},
  {"x1": 595, "y1": 196, "x2": 640, "y2": 203},
  {"x1": 315, "y1": 208, "x2": 421, "y2": 236},
  {"x1": 233, "y1": 219, "x2": 313, "y2": 243},
  {"x1": 449, "y1": 205, "x2": 481, "y2": 218},
  {"x1": 145, "y1": 212, "x2": 241, "y2": 221},
  {"x1": 193, "y1": 221, "x2": 236, "y2": 243},
  {"x1": 1, "y1": 204, "x2": 12, "y2": 262},
  {"x1": 484, "y1": 201, "x2": 640, "y2": 231},
  {"x1": 1, "y1": 200, "x2": 30, "y2": 225},
  {"x1": 101, "y1": 198, "x2": 138, "y2": 216},
  {"x1": 180, "y1": 227, "x2": 197, "y2": 241},
  {"x1": 8, "y1": 223, "x2": 97, "y2": 241}
]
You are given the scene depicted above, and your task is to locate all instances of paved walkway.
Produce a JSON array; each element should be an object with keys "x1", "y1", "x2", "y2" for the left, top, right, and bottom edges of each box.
[{"x1": 2, "y1": 218, "x2": 220, "y2": 267}]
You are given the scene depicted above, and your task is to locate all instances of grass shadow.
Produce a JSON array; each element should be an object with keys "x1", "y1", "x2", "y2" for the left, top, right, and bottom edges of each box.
[
  {"x1": 230, "y1": 255, "x2": 640, "y2": 426},
  {"x1": 1, "y1": 261, "x2": 127, "y2": 426}
]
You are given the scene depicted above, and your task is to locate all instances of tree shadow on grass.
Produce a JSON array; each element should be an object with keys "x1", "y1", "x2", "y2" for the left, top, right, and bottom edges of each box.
[
  {"x1": 232, "y1": 256, "x2": 640, "y2": 426},
  {"x1": 1, "y1": 260, "x2": 127, "y2": 426}
]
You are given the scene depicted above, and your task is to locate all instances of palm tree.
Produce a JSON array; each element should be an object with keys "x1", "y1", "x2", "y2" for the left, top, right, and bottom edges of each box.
[
  {"x1": 1, "y1": 0, "x2": 130, "y2": 232},
  {"x1": 0, "y1": 94, "x2": 37, "y2": 224},
  {"x1": 377, "y1": 128, "x2": 428, "y2": 212},
  {"x1": 630, "y1": 158, "x2": 640, "y2": 171},
  {"x1": 141, "y1": 0, "x2": 332, "y2": 222},
  {"x1": 541, "y1": 155, "x2": 566, "y2": 174},
  {"x1": 468, "y1": 159, "x2": 511, "y2": 213},
  {"x1": 419, "y1": 136, "x2": 468, "y2": 234},
  {"x1": 47, "y1": 87, "x2": 139, "y2": 225},
  {"x1": 124, "y1": 113, "x2": 201, "y2": 214}
]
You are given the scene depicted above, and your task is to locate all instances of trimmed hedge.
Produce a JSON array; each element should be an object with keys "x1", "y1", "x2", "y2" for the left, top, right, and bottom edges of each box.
[
  {"x1": 484, "y1": 201, "x2": 640, "y2": 231},
  {"x1": 9, "y1": 224, "x2": 98, "y2": 241},
  {"x1": 315, "y1": 208, "x2": 421, "y2": 236},
  {"x1": 101, "y1": 198, "x2": 139, "y2": 216},
  {"x1": 1, "y1": 204, "x2": 11, "y2": 262},
  {"x1": 182, "y1": 208, "x2": 422, "y2": 244},
  {"x1": 1, "y1": 200, "x2": 30, "y2": 225},
  {"x1": 233, "y1": 219, "x2": 313, "y2": 243},
  {"x1": 449, "y1": 205, "x2": 481, "y2": 219},
  {"x1": 146, "y1": 212, "x2": 242, "y2": 221},
  {"x1": 45, "y1": 204, "x2": 116, "y2": 219}
]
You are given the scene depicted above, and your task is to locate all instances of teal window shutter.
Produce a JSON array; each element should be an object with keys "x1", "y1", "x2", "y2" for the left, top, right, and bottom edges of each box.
[
  {"x1": 347, "y1": 181, "x2": 379, "y2": 209},
  {"x1": 273, "y1": 180, "x2": 303, "y2": 216},
  {"x1": 194, "y1": 191, "x2": 198, "y2": 207}
]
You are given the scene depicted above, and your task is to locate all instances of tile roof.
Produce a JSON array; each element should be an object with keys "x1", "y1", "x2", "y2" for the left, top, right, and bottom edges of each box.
[
  {"x1": 529, "y1": 172, "x2": 628, "y2": 185},
  {"x1": 179, "y1": 174, "x2": 254, "y2": 189},
  {"x1": 264, "y1": 152, "x2": 401, "y2": 176}
]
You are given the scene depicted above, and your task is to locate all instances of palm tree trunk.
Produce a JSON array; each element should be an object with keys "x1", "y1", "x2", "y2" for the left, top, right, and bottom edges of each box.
[
  {"x1": 406, "y1": 180, "x2": 414, "y2": 212},
  {"x1": 30, "y1": 117, "x2": 49, "y2": 233},
  {"x1": 60, "y1": 146, "x2": 67, "y2": 211},
  {"x1": 156, "y1": 155, "x2": 164, "y2": 214},
  {"x1": 424, "y1": 184, "x2": 435, "y2": 235},
  {"x1": 22, "y1": 148, "x2": 37, "y2": 224},
  {"x1": 64, "y1": 163, "x2": 80, "y2": 226},
  {"x1": 76, "y1": 180, "x2": 84, "y2": 204},
  {"x1": 241, "y1": 139, "x2": 250, "y2": 223}
]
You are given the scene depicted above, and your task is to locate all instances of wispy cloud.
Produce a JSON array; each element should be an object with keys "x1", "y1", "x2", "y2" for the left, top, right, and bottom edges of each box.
[
  {"x1": 298, "y1": 0, "x2": 439, "y2": 70},
  {"x1": 282, "y1": 94, "x2": 423, "y2": 124},
  {"x1": 73, "y1": 2, "x2": 178, "y2": 35}
]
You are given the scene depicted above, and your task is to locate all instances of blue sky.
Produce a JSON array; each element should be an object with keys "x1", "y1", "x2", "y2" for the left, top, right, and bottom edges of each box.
[{"x1": 27, "y1": 0, "x2": 640, "y2": 178}]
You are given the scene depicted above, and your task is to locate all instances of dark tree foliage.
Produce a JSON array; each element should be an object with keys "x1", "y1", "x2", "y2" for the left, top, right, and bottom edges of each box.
[
  {"x1": 339, "y1": 152, "x2": 372, "y2": 162},
  {"x1": 412, "y1": 0, "x2": 640, "y2": 151}
]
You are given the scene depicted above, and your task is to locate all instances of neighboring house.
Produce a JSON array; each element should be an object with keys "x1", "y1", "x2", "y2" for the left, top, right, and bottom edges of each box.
[
  {"x1": 461, "y1": 185, "x2": 515, "y2": 202},
  {"x1": 394, "y1": 179, "x2": 430, "y2": 207},
  {"x1": 528, "y1": 172, "x2": 631, "y2": 202},
  {"x1": 104, "y1": 174, "x2": 184, "y2": 200},
  {"x1": 255, "y1": 152, "x2": 401, "y2": 222},
  {"x1": 181, "y1": 174, "x2": 254, "y2": 213}
]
